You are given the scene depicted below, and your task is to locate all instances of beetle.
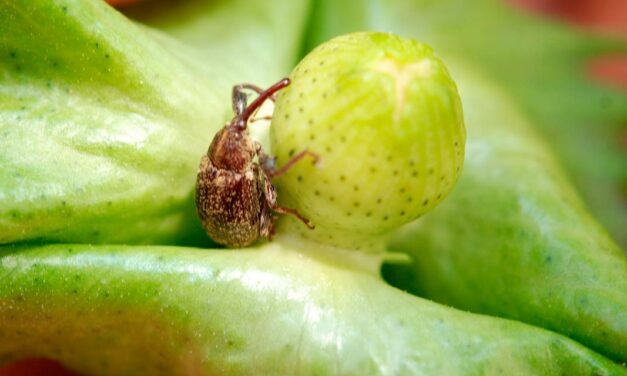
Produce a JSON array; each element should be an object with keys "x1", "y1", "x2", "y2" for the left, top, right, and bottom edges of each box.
[{"x1": 195, "y1": 78, "x2": 317, "y2": 247}]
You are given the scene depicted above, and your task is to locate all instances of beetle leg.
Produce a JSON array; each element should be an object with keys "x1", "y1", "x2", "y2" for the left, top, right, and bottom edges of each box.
[
  {"x1": 231, "y1": 85, "x2": 248, "y2": 116},
  {"x1": 261, "y1": 171, "x2": 315, "y2": 230},
  {"x1": 265, "y1": 215, "x2": 277, "y2": 241},
  {"x1": 256, "y1": 144, "x2": 277, "y2": 175},
  {"x1": 255, "y1": 141, "x2": 319, "y2": 178},
  {"x1": 271, "y1": 205, "x2": 315, "y2": 229},
  {"x1": 238, "y1": 79, "x2": 289, "y2": 126},
  {"x1": 232, "y1": 83, "x2": 280, "y2": 118},
  {"x1": 266, "y1": 150, "x2": 320, "y2": 178},
  {"x1": 250, "y1": 115, "x2": 273, "y2": 124},
  {"x1": 259, "y1": 203, "x2": 276, "y2": 240}
]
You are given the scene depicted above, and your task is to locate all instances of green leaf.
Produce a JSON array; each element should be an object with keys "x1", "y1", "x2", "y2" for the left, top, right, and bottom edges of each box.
[
  {"x1": 122, "y1": 0, "x2": 308, "y2": 80},
  {"x1": 0, "y1": 244, "x2": 624, "y2": 375},
  {"x1": 0, "y1": 0, "x2": 309, "y2": 245},
  {"x1": 305, "y1": 0, "x2": 627, "y2": 362}
]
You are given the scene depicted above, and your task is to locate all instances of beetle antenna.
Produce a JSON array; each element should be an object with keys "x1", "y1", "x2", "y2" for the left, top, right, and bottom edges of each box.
[
  {"x1": 232, "y1": 86, "x2": 248, "y2": 116},
  {"x1": 235, "y1": 78, "x2": 290, "y2": 129}
]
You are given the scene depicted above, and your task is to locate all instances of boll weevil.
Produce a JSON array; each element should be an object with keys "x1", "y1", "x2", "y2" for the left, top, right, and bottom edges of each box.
[{"x1": 195, "y1": 78, "x2": 317, "y2": 247}]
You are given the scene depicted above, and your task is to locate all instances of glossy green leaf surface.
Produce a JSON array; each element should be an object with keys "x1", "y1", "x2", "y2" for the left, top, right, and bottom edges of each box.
[
  {"x1": 0, "y1": 244, "x2": 624, "y2": 375},
  {"x1": 304, "y1": 0, "x2": 627, "y2": 362},
  {"x1": 0, "y1": 0, "x2": 308, "y2": 245}
]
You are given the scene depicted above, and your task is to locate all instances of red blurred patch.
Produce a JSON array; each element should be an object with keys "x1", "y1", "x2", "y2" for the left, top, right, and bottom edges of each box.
[
  {"x1": 509, "y1": 0, "x2": 627, "y2": 90},
  {"x1": 588, "y1": 54, "x2": 627, "y2": 90},
  {"x1": 509, "y1": 0, "x2": 627, "y2": 38},
  {"x1": 0, "y1": 359, "x2": 77, "y2": 376}
]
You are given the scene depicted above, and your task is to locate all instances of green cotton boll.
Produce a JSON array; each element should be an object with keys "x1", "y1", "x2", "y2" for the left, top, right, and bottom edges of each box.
[
  {"x1": 271, "y1": 32, "x2": 465, "y2": 252},
  {"x1": 0, "y1": 0, "x2": 309, "y2": 245},
  {"x1": 0, "y1": 244, "x2": 624, "y2": 375}
]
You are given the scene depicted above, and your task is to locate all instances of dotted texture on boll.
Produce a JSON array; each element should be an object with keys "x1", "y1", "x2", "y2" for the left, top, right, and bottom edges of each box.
[{"x1": 271, "y1": 32, "x2": 465, "y2": 250}]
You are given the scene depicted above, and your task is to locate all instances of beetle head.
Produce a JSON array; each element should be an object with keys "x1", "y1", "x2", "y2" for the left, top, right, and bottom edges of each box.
[{"x1": 208, "y1": 127, "x2": 255, "y2": 171}]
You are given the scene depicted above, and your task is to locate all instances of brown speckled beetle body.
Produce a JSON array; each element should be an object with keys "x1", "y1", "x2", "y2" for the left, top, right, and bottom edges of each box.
[{"x1": 196, "y1": 79, "x2": 316, "y2": 247}]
